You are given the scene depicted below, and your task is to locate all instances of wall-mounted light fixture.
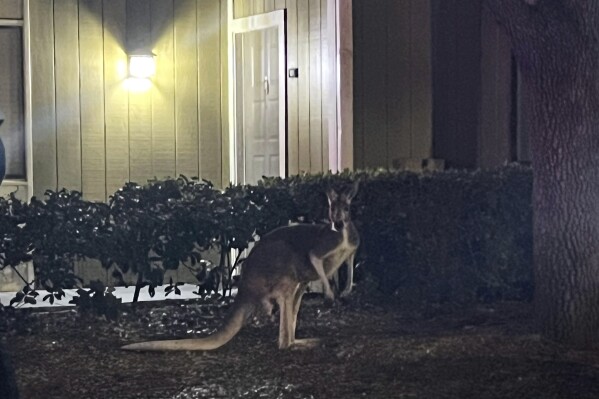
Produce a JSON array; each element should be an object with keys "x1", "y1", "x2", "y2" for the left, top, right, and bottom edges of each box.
[
  {"x1": 126, "y1": 52, "x2": 155, "y2": 92},
  {"x1": 129, "y1": 53, "x2": 156, "y2": 79}
]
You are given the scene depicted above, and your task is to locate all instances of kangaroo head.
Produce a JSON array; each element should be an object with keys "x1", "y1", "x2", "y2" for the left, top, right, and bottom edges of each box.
[{"x1": 326, "y1": 181, "x2": 359, "y2": 232}]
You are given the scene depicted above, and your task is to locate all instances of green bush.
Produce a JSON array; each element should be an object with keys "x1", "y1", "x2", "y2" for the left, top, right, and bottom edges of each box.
[
  {"x1": 254, "y1": 165, "x2": 533, "y2": 304},
  {"x1": 2, "y1": 164, "x2": 533, "y2": 308}
]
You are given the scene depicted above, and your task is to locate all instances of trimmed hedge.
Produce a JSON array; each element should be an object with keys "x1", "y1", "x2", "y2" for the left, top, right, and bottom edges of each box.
[
  {"x1": 254, "y1": 165, "x2": 533, "y2": 304},
  {"x1": 0, "y1": 164, "x2": 533, "y2": 306}
]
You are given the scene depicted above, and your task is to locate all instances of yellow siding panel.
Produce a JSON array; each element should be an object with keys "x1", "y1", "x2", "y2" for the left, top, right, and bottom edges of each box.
[
  {"x1": 362, "y1": 0, "x2": 388, "y2": 168},
  {"x1": 410, "y1": 0, "x2": 432, "y2": 158},
  {"x1": 233, "y1": 0, "x2": 244, "y2": 19},
  {"x1": 174, "y1": 0, "x2": 199, "y2": 178},
  {"x1": 151, "y1": 0, "x2": 176, "y2": 179},
  {"x1": 30, "y1": 0, "x2": 57, "y2": 197},
  {"x1": 320, "y1": 0, "x2": 329, "y2": 170},
  {"x1": 264, "y1": 0, "x2": 274, "y2": 12},
  {"x1": 79, "y1": 0, "x2": 106, "y2": 201},
  {"x1": 127, "y1": 0, "x2": 153, "y2": 185},
  {"x1": 198, "y1": 0, "x2": 222, "y2": 184},
  {"x1": 220, "y1": 0, "x2": 229, "y2": 186},
  {"x1": 103, "y1": 0, "x2": 130, "y2": 195},
  {"x1": 308, "y1": 0, "x2": 322, "y2": 172},
  {"x1": 388, "y1": 0, "x2": 412, "y2": 161},
  {"x1": 297, "y1": 0, "x2": 310, "y2": 173},
  {"x1": 274, "y1": 0, "x2": 285, "y2": 10},
  {"x1": 251, "y1": 0, "x2": 263, "y2": 15},
  {"x1": 54, "y1": 0, "x2": 82, "y2": 191},
  {"x1": 352, "y1": 0, "x2": 364, "y2": 168},
  {"x1": 236, "y1": 0, "x2": 251, "y2": 18},
  {"x1": 286, "y1": 0, "x2": 299, "y2": 175}
]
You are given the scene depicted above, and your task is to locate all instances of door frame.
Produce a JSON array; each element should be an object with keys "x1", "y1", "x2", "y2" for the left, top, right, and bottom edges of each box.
[{"x1": 227, "y1": 7, "x2": 286, "y2": 184}]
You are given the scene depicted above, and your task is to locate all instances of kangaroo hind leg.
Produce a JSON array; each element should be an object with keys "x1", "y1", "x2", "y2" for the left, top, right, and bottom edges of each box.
[
  {"x1": 291, "y1": 283, "x2": 308, "y2": 334},
  {"x1": 276, "y1": 287, "x2": 298, "y2": 349},
  {"x1": 289, "y1": 283, "x2": 321, "y2": 349}
]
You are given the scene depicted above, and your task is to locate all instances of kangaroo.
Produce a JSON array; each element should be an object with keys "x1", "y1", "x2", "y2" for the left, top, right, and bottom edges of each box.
[{"x1": 121, "y1": 182, "x2": 360, "y2": 351}]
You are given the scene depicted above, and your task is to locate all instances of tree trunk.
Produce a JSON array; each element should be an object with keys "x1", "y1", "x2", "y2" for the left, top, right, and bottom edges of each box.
[{"x1": 485, "y1": 0, "x2": 599, "y2": 348}]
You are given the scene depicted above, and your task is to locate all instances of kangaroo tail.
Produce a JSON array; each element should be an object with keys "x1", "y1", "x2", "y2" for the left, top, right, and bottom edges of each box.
[{"x1": 121, "y1": 296, "x2": 254, "y2": 351}]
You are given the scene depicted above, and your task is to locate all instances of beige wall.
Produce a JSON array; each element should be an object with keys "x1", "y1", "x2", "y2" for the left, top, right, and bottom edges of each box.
[
  {"x1": 431, "y1": 0, "x2": 481, "y2": 169},
  {"x1": 354, "y1": 0, "x2": 523, "y2": 171},
  {"x1": 30, "y1": 0, "x2": 225, "y2": 201},
  {"x1": 353, "y1": 0, "x2": 433, "y2": 170},
  {"x1": 432, "y1": 0, "x2": 521, "y2": 169},
  {"x1": 28, "y1": 0, "x2": 333, "y2": 202}
]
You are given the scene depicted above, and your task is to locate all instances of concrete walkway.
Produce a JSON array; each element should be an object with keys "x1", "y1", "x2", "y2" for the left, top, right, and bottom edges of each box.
[{"x1": 0, "y1": 284, "x2": 202, "y2": 308}]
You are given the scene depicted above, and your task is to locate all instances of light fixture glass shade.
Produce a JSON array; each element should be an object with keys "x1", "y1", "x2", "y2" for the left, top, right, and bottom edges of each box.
[{"x1": 129, "y1": 54, "x2": 156, "y2": 79}]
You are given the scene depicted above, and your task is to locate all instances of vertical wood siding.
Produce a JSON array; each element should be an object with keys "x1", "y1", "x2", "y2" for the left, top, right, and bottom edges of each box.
[
  {"x1": 354, "y1": 0, "x2": 515, "y2": 170},
  {"x1": 127, "y1": 0, "x2": 153, "y2": 184},
  {"x1": 29, "y1": 0, "x2": 332, "y2": 201},
  {"x1": 432, "y1": 0, "x2": 514, "y2": 169},
  {"x1": 30, "y1": 0, "x2": 225, "y2": 200},
  {"x1": 174, "y1": 0, "x2": 199, "y2": 178},
  {"x1": 198, "y1": 0, "x2": 222, "y2": 184},
  {"x1": 103, "y1": 0, "x2": 130, "y2": 196},
  {"x1": 79, "y1": 0, "x2": 107, "y2": 202},
  {"x1": 150, "y1": 0, "x2": 176, "y2": 179},
  {"x1": 431, "y1": 0, "x2": 480, "y2": 169},
  {"x1": 30, "y1": 0, "x2": 57, "y2": 198},
  {"x1": 219, "y1": 0, "x2": 229, "y2": 184},
  {"x1": 286, "y1": 0, "x2": 300, "y2": 174},
  {"x1": 353, "y1": 0, "x2": 433, "y2": 169},
  {"x1": 297, "y1": 0, "x2": 311, "y2": 172},
  {"x1": 479, "y1": 4, "x2": 513, "y2": 168}
]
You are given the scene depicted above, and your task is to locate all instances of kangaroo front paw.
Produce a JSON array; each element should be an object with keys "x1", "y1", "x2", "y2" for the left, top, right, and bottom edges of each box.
[
  {"x1": 324, "y1": 289, "x2": 335, "y2": 305},
  {"x1": 324, "y1": 293, "x2": 335, "y2": 306},
  {"x1": 291, "y1": 338, "x2": 322, "y2": 350},
  {"x1": 339, "y1": 286, "x2": 353, "y2": 298}
]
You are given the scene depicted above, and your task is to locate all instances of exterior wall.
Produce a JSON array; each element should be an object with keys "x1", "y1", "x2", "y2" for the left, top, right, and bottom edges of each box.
[
  {"x1": 27, "y1": 0, "x2": 333, "y2": 202},
  {"x1": 431, "y1": 0, "x2": 520, "y2": 169},
  {"x1": 20, "y1": 0, "x2": 334, "y2": 285},
  {"x1": 29, "y1": 0, "x2": 225, "y2": 201},
  {"x1": 233, "y1": 0, "x2": 331, "y2": 175},
  {"x1": 478, "y1": 4, "x2": 515, "y2": 168},
  {"x1": 354, "y1": 0, "x2": 525, "y2": 171},
  {"x1": 353, "y1": 0, "x2": 433, "y2": 169},
  {"x1": 431, "y1": 0, "x2": 481, "y2": 169}
]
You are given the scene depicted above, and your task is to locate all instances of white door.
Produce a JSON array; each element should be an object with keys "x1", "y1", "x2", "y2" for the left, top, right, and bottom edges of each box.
[
  {"x1": 239, "y1": 27, "x2": 280, "y2": 184},
  {"x1": 229, "y1": 11, "x2": 286, "y2": 185}
]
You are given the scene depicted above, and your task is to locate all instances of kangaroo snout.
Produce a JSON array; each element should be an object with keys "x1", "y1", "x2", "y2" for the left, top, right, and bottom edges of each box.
[{"x1": 333, "y1": 221, "x2": 344, "y2": 231}]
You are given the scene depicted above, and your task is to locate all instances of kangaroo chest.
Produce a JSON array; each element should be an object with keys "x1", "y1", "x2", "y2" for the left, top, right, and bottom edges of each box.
[{"x1": 323, "y1": 226, "x2": 359, "y2": 276}]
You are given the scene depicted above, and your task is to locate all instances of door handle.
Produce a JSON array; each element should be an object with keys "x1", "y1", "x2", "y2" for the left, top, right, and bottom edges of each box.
[{"x1": 264, "y1": 76, "x2": 270, "y2": 95}]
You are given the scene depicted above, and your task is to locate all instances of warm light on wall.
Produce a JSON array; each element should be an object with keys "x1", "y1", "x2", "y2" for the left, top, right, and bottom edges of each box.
[
  {"x1": 128, "y1": 54, "x2": 156, "y2": 79},
  {"x1": 124, "y1": 78, "x2": 153, "y2": 92}
]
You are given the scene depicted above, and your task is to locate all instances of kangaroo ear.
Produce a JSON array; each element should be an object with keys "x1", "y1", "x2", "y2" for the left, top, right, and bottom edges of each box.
[
  {"x1": 346, "y1": 180, "x2": 359, "y2": 200},
  {"x1": 326, "y1": 187, "x2": 338, "y2": 204}
]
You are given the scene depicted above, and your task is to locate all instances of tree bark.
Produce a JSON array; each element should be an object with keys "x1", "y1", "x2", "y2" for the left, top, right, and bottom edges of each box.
[{"x1": 485, "y1": 0, "x2": 599, "y2": 348}]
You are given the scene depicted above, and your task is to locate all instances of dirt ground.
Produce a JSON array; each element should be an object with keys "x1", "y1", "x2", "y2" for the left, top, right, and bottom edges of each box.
[{"x1": 3, "y1": 293, "x2": 599, "y2": 399}]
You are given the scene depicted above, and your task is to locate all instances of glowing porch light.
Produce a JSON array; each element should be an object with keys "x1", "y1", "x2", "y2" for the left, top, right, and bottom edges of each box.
[{"x1": 128, "y1": 54, "x2": 156, "y2": 79}]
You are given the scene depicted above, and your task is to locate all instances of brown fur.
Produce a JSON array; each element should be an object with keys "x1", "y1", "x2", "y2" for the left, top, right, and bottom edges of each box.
[{"x1": 121, "y1": 183, "x2": 359, "y2": 351}]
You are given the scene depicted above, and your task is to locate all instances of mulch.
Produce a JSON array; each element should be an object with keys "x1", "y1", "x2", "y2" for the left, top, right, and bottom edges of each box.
[{"x1": 3, "y1": 294, "x2": 599, "y2": 399}]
